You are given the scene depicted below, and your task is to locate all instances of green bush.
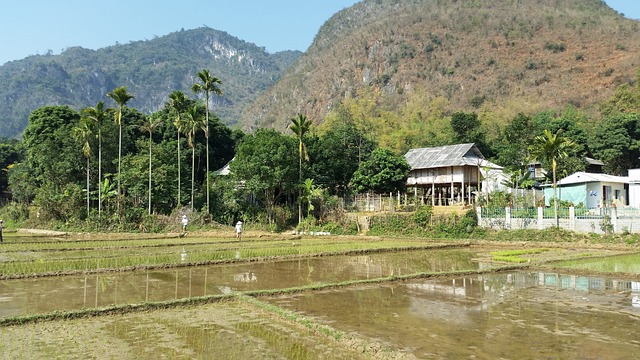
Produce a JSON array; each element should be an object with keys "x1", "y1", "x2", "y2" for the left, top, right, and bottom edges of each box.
[
  {"x1": 544, "y1": 42, "x2": 566, "y2": 53},
  {"x1": 368, "y1": 209, "x2": 478, "y2": 238},
  {"x1": 412, "y1": 206, "x2": 433, "y2": 228},
  {"x1": 0, "y1": 202, "x2": 29, "y2": 226}
]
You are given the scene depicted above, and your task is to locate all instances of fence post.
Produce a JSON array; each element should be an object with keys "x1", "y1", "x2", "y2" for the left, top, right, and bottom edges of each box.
[
  {"x1": 569, "y1": 206, "x2": 575, "y2": 231},
  {"x1": 505, "y1": 207, "x2": 511, "y2": 229},
  {"x1": 537, "y1": 207, "x2": 544, "y2": 230},
  {"x1": 611, "y1": 206, "x2": 618, "y2": 233},
  {"x1": 476, "y1": 206, "x2": 482, "y2": 227}
]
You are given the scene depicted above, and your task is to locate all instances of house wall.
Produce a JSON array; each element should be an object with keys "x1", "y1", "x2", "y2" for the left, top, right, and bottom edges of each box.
[
  {"x1": 630, "y1": 184, "x2": 640, "y2": 208},
  {"x1": 543, "y1": 182, "x2": 626, "y2": 208},
  {"x1": 603, "y1": 181, "x2": 627, "y2": 207},
  {"x1": 482, "y1": 168, "x2": 509, "y2": 193},
  {"x1": 407, "y1": 165, "x2": 479, "y2": 186},
  {"x1": 628, "y1": 169, "x2": 640, "y2": 207},
  {"x1": 585, "y1": 183, "x2": 600, "y2": 208}
]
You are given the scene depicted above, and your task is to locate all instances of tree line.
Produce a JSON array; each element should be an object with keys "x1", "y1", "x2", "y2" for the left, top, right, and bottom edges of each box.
[
  {"x1": 0, "y1": 69, "x2": 639, "y2": 231},
  {"x1": 0, "y1": 69, "x2": 410, "y2": 231}
]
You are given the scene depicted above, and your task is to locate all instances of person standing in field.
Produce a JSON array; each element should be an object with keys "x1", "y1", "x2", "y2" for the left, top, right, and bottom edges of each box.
[
  {"x1": 0, "y1": 220, "x2": 3, "y2": 243},
  {"x1": 235, "y1": 221, "x2": 243, "y2": 241},
  {"x1": 181, "y1": 215, "x2": 188, "y2": 232}
]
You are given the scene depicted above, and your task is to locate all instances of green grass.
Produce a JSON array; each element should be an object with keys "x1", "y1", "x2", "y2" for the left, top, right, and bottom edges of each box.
[
  {"x1": 0, "y1": 236, "x2": 460, "y2": 278},
  {"x1": 490, "y1": 248, "x2": 550, "y2": 263}
]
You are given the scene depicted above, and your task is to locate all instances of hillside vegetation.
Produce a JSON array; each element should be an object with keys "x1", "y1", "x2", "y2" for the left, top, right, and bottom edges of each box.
[
  {"x1": 240, "y1": 0, "x2": 640, "y2": 133},
  {"x1": 0, "y1": 27, "x2": 300, "y2": 138}
]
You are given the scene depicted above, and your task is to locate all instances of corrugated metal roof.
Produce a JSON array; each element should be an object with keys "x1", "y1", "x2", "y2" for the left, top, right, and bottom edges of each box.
[
  {"x1": 404, "y1": 143, "x2": 501, "y2": 170},
  {"x1": 584, "y1": 157, "x2": 604, "y2": 166}
]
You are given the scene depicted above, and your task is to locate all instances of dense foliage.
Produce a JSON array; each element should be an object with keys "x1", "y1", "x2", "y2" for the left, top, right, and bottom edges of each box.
[{"x1": 350, "y1": 148, "x2": 410, "y2": 194}]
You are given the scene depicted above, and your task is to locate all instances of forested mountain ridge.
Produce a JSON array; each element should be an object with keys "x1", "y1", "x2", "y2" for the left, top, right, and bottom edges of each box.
[
  {"x1": 239, "y1": 0, "x2": 640, "y2": 132},
  {"x1": 0, "y1": 27, "x2": 301, "y2": 138}
]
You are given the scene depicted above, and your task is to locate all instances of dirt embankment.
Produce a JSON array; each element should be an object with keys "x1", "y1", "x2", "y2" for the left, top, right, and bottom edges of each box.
[{"x1": 17, "y1": 228, "x2": 68, "y2": 236}]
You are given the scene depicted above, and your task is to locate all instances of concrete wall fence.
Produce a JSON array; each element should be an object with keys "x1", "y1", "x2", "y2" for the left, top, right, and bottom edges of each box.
[{"x1": 477, "y1": 206, "x2": 640, "y2": 234}]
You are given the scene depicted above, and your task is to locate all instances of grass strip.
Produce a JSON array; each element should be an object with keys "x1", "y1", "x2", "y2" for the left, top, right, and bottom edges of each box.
[
  {"x1": 490, "y1": 248, "x2": 551, "y2": 263},
  {"x1": 236, "y1": 294, "x2": 417, "y2": 359},
  {"x1": 238, "y1": 294, "x2": 344, "y2": 340}
]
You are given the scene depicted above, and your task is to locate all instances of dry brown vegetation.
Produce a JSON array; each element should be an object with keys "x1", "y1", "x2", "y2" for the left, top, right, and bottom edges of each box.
[{"x1": 240, "y1": 0, "x2": 640, "y2": 132}]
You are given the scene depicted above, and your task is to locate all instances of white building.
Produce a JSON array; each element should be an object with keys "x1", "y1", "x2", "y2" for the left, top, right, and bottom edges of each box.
[{"x1": 628, "y1": 169, "x2": 640, "y2": 207}]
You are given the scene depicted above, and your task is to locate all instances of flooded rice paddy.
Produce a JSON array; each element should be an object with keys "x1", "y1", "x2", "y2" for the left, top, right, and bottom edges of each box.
[
  {"x1": 1, "y1": 237, "x2": 639, "y2": 359},
  {"x1": 268, "y1": 271, "x2": 640, "y2": 359},
  {"x1": 0, "y1": 248, "x2": 481, "y2": 317}
]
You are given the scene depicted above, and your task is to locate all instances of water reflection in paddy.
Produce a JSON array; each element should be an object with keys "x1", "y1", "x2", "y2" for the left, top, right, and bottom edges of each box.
[
  {"x1": 0, "y1": 248, "x2": 482, "y2": 317},
  {"x1": 268, "y1": 271, "x2": 640, "y2": 359}
]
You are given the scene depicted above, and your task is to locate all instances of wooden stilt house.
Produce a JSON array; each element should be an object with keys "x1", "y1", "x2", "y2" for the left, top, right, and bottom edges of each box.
[{"x1": 404, "y1": 143, "x2": 504, "y2": 206}]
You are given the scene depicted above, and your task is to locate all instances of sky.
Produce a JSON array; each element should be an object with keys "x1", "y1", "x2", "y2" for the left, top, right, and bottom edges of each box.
[{"x1": 0, "y1": 0, "x2": 638, "y2": 66}]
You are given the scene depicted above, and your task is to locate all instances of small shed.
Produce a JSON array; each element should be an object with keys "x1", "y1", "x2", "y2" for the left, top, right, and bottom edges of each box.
[
  {"x1": 404, "y1": 143, "x2": 504, "y2": 205},
  {"x1": 543, "y1": 172, "x2": 628, "y2": 208}
]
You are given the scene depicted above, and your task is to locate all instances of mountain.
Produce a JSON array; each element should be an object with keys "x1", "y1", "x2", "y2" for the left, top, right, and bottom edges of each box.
[
  {"x1": 239, "y1": 0, "x2": 640, "y2": 132},
  {"x1": 0, "y1": 27, "x2": 301, "y2": 138}
]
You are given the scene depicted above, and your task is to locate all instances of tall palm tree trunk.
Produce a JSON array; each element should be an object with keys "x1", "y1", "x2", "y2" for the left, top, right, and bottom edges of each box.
[
  {"x1": 191, "y1": 145, "x2": 195, "y2": 210},
  {"x1": 553, "y1": 161, "x2": 558, "y2": 227},
  {"x1": 107, "y1": 86, "x2": 134, "y2": 221},
  {"x1": 148, "y1": 132, "x2": 153, "y2": 215},
  {"x1": 205, "y1": 100, "x2": 210, "y2": 215},
  {"x1": 86, "y1": 157, "x2": 90, "y2": 217},
  {"x1": 298, "y1": 153, "x2": 302, "y2": 226},
  {"x1": 98, "y1": 128, "x2": 102, "y2": 216},
  {"x1": 118, "y1": 123, "x2": 122, "y2": 218},
  {"x1": 177, "y1": 131, "x2": 181, "y2": 207}
]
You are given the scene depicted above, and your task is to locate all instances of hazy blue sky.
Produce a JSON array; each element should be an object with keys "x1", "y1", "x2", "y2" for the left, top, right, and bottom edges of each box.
[{"x1": 0, "y1": 0, "x2": 637, "y2": 65}]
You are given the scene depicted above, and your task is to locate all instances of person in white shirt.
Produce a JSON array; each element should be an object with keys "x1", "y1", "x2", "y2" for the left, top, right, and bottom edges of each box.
[
  {"x1": 235, "y1": 221, "x2": 243, "y2": 241},
  {"x1": 181, "y1": 215, "x2": 188, "y2": 232}
]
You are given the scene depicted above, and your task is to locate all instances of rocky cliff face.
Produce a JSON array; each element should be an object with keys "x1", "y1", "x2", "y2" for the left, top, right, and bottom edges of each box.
[
  {"x1": 239, "y1": 0, "x2": 640, "y2": 131},
  {"x1": 0, "y1": 27, "x2": 301, "y2": 138}
]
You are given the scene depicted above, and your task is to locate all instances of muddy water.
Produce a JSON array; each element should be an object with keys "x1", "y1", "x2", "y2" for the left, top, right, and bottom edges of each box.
[
  {"x1": 553, "y1": 252, "x2": 640, "y2": 273},
  {"x1": 0, "y1": 248, "x2": 481, "y2": 317},
  {"x1": 268, "y1": 271, "x2": 640, "y2": 358}
]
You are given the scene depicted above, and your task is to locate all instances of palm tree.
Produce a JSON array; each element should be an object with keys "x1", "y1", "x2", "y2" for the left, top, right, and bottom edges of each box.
[
  {"x1": 290, "y1": 113, "x2": 313, "y2": 227},
  {"x1": 530, "y1": 129, "x2": 577, "y2": 227},
  {"x1": 191, "y1": 70, "x2": 223, "y2": 215},
  {"x1": 82, "y1": 101, "x2": 109, "y2": 216},
  {"x1": 167, "y1": 91, "x2": 189, "y2": 208},
  {"x1": 138, "y1": 117, "x2": 163, "y2": 215},
  {"x1": 72, "y1": 117, "x2": 94, "y2": 218},
  {"x1": 183, "y1": 106, "x2": 206, "y2": 210},
  {"x1": 106, "y1": 86, "x2": 134, "y2": 219}
]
